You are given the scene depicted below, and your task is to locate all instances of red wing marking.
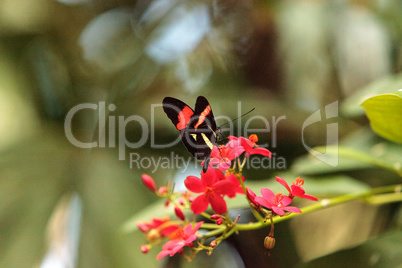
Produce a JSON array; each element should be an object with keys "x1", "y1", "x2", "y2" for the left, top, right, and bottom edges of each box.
[
  {"x1": 194, "y1": 105, "x2": 211, "y2": 130},
  {"x1": 176, "y1": 106, "x2": 194, "y2": 130}
]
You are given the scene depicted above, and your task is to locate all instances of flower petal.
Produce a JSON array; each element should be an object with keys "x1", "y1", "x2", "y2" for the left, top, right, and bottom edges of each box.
[
  {"x1": 182, "y1": 223, "x2": 193, "y2": 236},
  {"x1": 202, "y1": 167, "x2": 217, "y2": 187},
  {"x1": 194, "y1": 220, "x2": 204, "y2": 230},
  {"x1": 185, "y1": 221, "x2": 204, "y2": 242},
  {"x1": 213, "y1": 180, "x2": 235, "y2": 195},
  {"x1": 217, "y1": 158, "x2": 231, "y2": 172},
  {"x1": 291, "y1": 185, "x2": 305, "y2": 196},
  {"x1": 191, "y1": 194, "x2": 209, "y2": 214},
  {"x1": 160, "y1": 225, "x2": 180, "y2": 236},
  {"x1": 227, "y1": 147, "x2": 245, "y2": 160},
  {"x1": 239, "y1": 137, "x2": 254, "y2": 152},
  {"x1": 255, "y1": 196, "x2": 272, "y2": 209},
  {"x1": 300, "y1": 194, "x2": 318, "y2": 201},
  {"x1": 283, "y1": 206, "x2": 302, "y2": 213},
  {"x1": 275, "y1": 176, "x2": 291, "y2": 194},
  {"x1": 260, "y1": 188, "x2": 275, "y2": 200},
  {"x1": 156, "y1": 250, "x2": 170, "y2": 260},
  {"x1": 156, "y1": 240, "x2": 184, "y2": 260},
  {"x1": 209, "y1": 194, "x2": 227, "y2": 214},
  {"x1": 185, "y1": 176, "x2": 205, "y2": 193},
  {"x1": 210, "y1": 146, "x2": 221, "y2": 158},
  {"x1": 281, "y1": 195, "x2": 293, "y2": 206},
  {"x1": 272, "y1": 207, "x2": 285, "y2": 216},
  {"x1": 249, "y1": 147, "x2": 272, "y2": 158},
  {"x1": 209, "y1": 157, "x2": 220, "y2": 166}
]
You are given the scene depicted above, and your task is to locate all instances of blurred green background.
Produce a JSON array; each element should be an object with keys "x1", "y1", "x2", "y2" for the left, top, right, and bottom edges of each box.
[{"x1": 0, "y1": 0, "x2": 401, "y2": 267}]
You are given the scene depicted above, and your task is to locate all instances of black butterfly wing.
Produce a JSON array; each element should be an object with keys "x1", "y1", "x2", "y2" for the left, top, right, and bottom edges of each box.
[
  {"x1": 163, "y1": 97, "x2": 197, "y2": 157},
  {"x1": 163, "y1": 96, "x2": 216, "y2": 172},
  {"x1": 192, "y1": 96, "x2": 217, "y2": 131},
  {"x1": 162, "y1": 97, "x2": 194, "y2": 131}
]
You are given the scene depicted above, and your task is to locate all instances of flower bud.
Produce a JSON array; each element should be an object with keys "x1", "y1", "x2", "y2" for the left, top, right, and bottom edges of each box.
[
  {"x1": 142, "y1": 174, "x2": 156, "y2": 192},
  {"x1": 264, "y1": 235, "x2": 275, "y2": 250},
  {"x1": 210, "y1": 240, "x2": 217, "y2": 248},
  {"x1": 164, "y1": 199, "x2": 170, "y2": 207},
  {"x1": 174, "y1": 206, "x2": 185, "y2": 221},
  {"x1": 215, "y1": 218, "x2": 223, "y2": 225},
  {"x1": 210, "y1": 214, "x2": 221, "y2": 220},
  {"x1": 158, "y1": 186, "x2": 167, "y2": 194},
  {"x1": 147, "y1": 229, "x2": 160, "y2": 241},
  {"x1": 210, "y1": 214, "x2": 223, "y2": 225},
  {"x1": 141, "y1": 245, "x2": 150, "y2": 253},
  {"x1": 246, "y1": 188, "x2": 261, "y2": 210}
]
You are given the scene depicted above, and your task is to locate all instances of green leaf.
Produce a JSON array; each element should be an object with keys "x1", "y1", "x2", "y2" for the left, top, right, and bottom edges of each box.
[
  {"x1": 361, "y1": 93, "x2": 402, "y2": 144},
  {"x1": 341, "y1": 74, "x2": 402, "y2": 117},
  {"x1": 292, "y1": 128, "x2": 402, "y2": 176}
]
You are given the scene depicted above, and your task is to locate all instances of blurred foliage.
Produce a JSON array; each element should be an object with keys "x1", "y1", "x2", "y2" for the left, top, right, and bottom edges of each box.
[{"x1": 0, "y1": 0, "x2": 401, "y2": 267}]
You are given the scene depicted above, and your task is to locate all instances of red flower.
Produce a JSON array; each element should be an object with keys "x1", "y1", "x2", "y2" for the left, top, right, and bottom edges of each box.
[
  {"x1": 184, "y1": 167, "x2": 236, "y2": 214},
  {"x1": 275, "y1": 176, "x2": 318, "y2": 201},
  {"x1": 137, "y1": 217, "x2": 180, "y2": 241},
  {"x1": 223, "y1": 173, "x2": 245, "y2": 198},
  {"x1": 254, "y1": 188, "x2": 302, "y2": 216},
  {"x1": 206, "y1": 140, "x2": 245, "y2": 171},
  {"x1": 156, "y1": 221, "x2": 204, "y2": 260},
  {"x1": 142, "y1": 174, "x2": 157, "y2": 192},
  {"x1": 228, "y1": 134, "x2": 272, "y2": 158}
]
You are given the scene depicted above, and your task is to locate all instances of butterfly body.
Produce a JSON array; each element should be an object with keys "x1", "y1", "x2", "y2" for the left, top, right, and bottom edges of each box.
[{"x1": 163, "y1": 96, "x2": 217, "y2": 172}]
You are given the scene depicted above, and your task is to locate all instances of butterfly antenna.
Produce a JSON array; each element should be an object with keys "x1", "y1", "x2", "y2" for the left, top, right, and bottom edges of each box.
[
  {"x1": 219, "y1": 108, "x2": 255, "y2": 128},
  {"x1": 217, "y1": 108, "x2": 255, "y2": 141}
]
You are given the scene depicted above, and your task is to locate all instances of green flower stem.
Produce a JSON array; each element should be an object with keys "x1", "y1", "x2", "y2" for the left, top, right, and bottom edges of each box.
[
  {"x1": 316, "y1": 146, "x2": 402, "y2": 177},
  {"x1": 201, "y1": 212, "x2": 212, "y2": 220},
  {"x1": 365, "y1": 192, "x2": 402, "y2": 205},
  {"x1": 235, "y1": 172, "x2": 265, "y2": 222},
  {"x1": 202, "y1": 184, "x2": 400, "y2": 233}
]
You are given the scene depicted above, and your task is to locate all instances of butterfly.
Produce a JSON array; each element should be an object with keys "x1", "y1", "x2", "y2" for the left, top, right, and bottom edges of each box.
[{"x1": 163, "y1": 96, "x2": 217, "y2": 172}]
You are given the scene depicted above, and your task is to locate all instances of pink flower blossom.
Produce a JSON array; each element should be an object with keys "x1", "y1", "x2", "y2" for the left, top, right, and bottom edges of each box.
[
  {"x1": 228, "y1": 134, "x2": 272, "y2": 158},
  {"x1": 156, "y1": 221, "x2": 204, "y2": 260},
  {"x1": 275, "y1": 176, "x2": 318, "y2": 201},
  {"x1": 137, "y1": 217, "x2": 180, "y2": 241},
  {"x1": 206, "y1": 140, "x2": 245, "y2": 171},
  {"x1": 184, "y1": 168, "x2": 236, "y2": 214},
  {"x1": 254, "y1": 188, "x2": 302, "y2": 216}
]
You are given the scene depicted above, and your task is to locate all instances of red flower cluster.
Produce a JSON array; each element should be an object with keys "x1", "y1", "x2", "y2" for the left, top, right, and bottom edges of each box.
[
  {"x1": 252, "y1": 176, "x2": 318, "y2": 216},
  {"x1": 205, "y1": 134, "x2": 272, "y2": 171},
  {"x1": 275, "y1": 176, "x2": 318, "y2": 201},
  {"x1": 136, "y1": 134, "x2": 319, "y2": 261},
  {"x1": 156, "y1": 222, "x2": 204, "y2": 260},
  {"x1": 228, "y1": 134, "x2": 272, "y2": 158},
  {"x1": 137, "y1": 217, "x2": 180, "y2": 242}
]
